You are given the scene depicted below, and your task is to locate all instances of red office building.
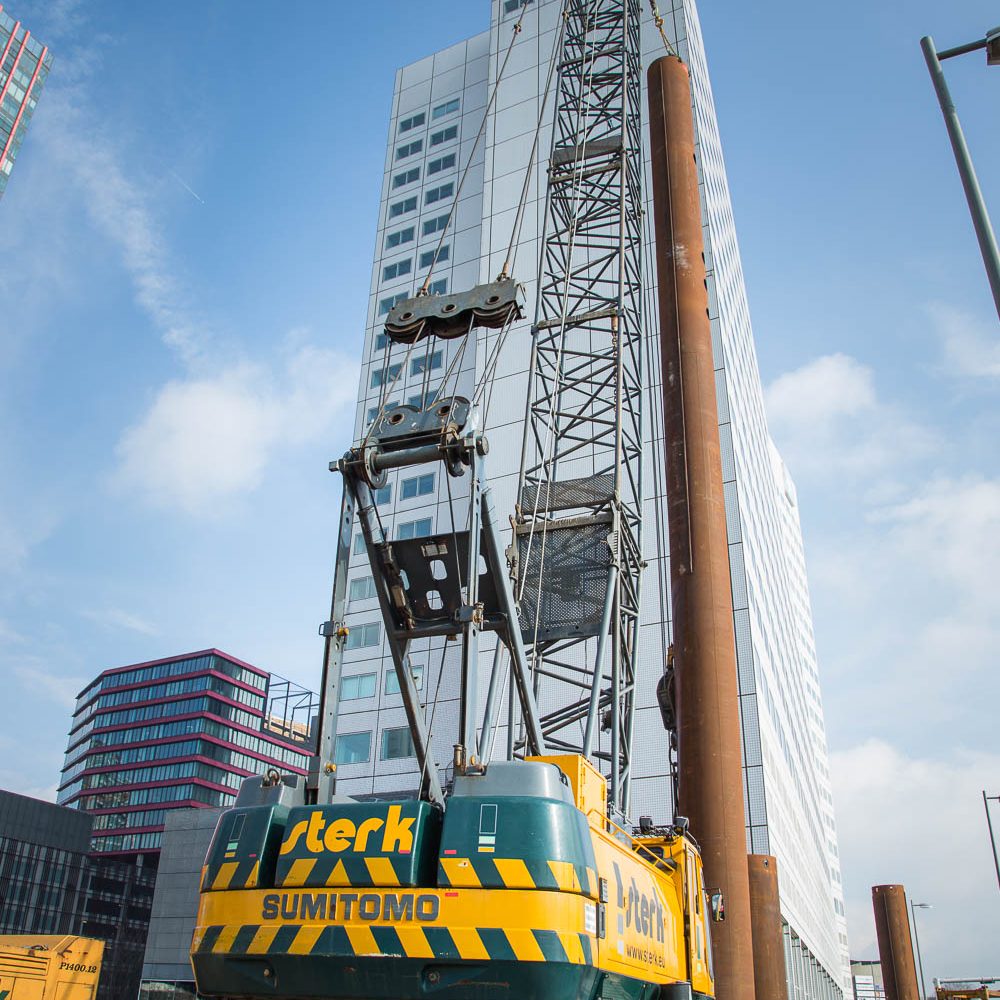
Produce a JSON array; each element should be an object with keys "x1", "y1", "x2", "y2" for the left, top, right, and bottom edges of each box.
[
  {"x1": 58, "y1": 649, "x2": 317, "y2": 861},
  {"x1": 0, "y1": 5, "x2": 51, "y2": 199}
]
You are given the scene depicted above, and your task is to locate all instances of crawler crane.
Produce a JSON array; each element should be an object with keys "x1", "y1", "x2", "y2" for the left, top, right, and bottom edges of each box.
[{"x1": 190, "y1": 2, "x2": 723, "y2": 998}]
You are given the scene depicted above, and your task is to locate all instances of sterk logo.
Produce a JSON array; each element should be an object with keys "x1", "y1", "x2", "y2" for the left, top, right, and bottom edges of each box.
[
  {"x1": 612, "y1": 860, "x2": 665, "y2": 944},
  {"x1": 280, "y1": 806, "x2": 415, "y2": 856}
]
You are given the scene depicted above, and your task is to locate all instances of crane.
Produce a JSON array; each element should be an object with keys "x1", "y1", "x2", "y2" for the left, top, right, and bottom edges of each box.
[{"x1": 189, "y1": 3, "x2": 724, "y2": 998}]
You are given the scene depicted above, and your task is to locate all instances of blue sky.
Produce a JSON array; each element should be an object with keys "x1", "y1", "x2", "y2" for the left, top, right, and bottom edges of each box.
[{"x1": 2, "y1": 0, "x2": 998, "y2": 977}]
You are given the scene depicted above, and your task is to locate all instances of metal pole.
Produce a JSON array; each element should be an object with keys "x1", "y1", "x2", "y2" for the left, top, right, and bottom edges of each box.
[
  {"x1": 648, "y1": 53, "x2": 755, "y2": 1000},
  {"x1": 872, "y1": 885, "x2": 920, "y2": 1000},
  {"x1": 910, "y1": 902, "x2": 927, "y2": 1000},
  {"x1": 748, "y1": 855, "x2": 787, "y2": 1000},
  {"x1": 920, "y1": 35, "x2": 1000, "y2": 320},
  {"x1": 984, "y1": 791, "x2": 1000, "y2": 892}
]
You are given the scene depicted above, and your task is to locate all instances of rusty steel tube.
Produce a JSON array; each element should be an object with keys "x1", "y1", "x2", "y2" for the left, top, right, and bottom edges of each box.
[
  {"x1": 872, "y1": 885, "x2": 921, "y2": 1000},
  {"x1": 749, "y1": 855, "x2": 786, "y2": 1000},
  {"x1": 647, "y1": 54, "x2": 755, "y2": 1000}
]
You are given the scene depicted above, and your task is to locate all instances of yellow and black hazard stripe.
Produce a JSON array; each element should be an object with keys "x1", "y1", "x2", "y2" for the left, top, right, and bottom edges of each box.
[
  {"x1": 275, "y1": 854, "x2": 422, "y2": 889},
  {"x1": 194, "y1": 923, "x2": 594, "y2": 965},
  {"x1": 437, "y1": 856, "x2": 597, "y2": 898},
  {"x1": 204, "y1": 857, "x2": 262, "y2": 891}
]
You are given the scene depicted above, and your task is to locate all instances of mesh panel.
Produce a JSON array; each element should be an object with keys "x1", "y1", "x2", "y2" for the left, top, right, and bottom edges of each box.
[
  {"x1": 519, "y1": 474, "x2": 615, "y2": 514},
  {"x1": 719, "y1": 422, "x2": 736, "y2": 483},
  {"x1": 723, "y1": 480, "x2": 742, "y2": 543},
  {"x1": 729, "y1": 542, "x2": 748, "y2": 611},
  {"x1": 516, "y1": 522, "x2": 611, "y2": 641},
  {"x1": 734, "y1": 608, "x2": 754, "y2": 693}
]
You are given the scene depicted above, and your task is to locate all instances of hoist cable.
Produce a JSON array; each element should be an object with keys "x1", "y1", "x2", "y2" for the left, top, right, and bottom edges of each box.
[
  {"x1": 499, "y1": 6, "x2": 564, "y2": 279},
  {"x1": 420, "y1": 0, "x2": 533, "y2": 294},
  {"x1": 648, "y1": 0, "x2": 678, "y2": 57}
]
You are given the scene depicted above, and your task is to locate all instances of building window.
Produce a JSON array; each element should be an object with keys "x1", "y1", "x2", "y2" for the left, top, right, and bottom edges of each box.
[
  {"x1": 398, "y1": 112, "x2": 425, "y2": 134},
  {"x1": 397, "y1": 517, "x2": 433, "y2": 541},
  {"x1": 389, "y1": 196, "x2": 417, "y2": 218},
  {"x1": 430, "y1": 125, "x2": 458, "y2": 147},
  {"x1": 335, "y1": 731, "x2": 372, "y2": 765},
  {"x1": 354, "y1": 534, "x2": 367, "y2": 556},
  {"x1": 504, "y1": 0, "x2": 533, "y2": 14},
  {"x1": 385, "y1": 663, "x2": 424, "y2": 694},
  {"x1": 432, "y1": 98, "x2": 460, "y2": 120},
  {"x1": 385, "y1": 227, "x2": 415, "y2": 249},
  {"x1": 374, "y1": 484, "x2": 392, "y2": 506},
  {"x1": 367, "y1": 403, "x2": 391, "y2": 425},
  {"x1": 379, "y1": 292, "x2": 408, "y2": 315},
  {"x1": 422, "y1": 213, "x2": 450, "y2": 237},
  {"x1": 346, "y1": 622, "x2": 381, "y2": 650},
  {"x1": 381, "y1": 726, "x2": 415, "y2": 760},
  {"x1": 420, "y1": 245, "x2": 449, "y2": 269},
  {"x1": 408, "y1": 389, "x2": 439, "y2": 409},
  {"x1": 427, "y1": 153, "x2": 456, "y2": 176},
  {"x1": 401, "y1": 473, "x2": 435, "y2": 499},
  {"x1": 392, "y1": 167, "x2": 420, "y2": 189},
  {"x1": 383, "y1": 258, "x2": 412, "y2": 281},
  {"x1": 395, "y1": 139, "x2": 423, "y2": 160},
  {"x1": 350, "y1": 576, "x2": 377, "y2": 602},
  {"x1": 371, "y1": 363, "x2": 402, "y2": 388},
  {"x1": 411, "y1": 351, "x2": 442, "y2": 376},
  {"x1": 425, "y1": 182, "x2": 454, "y2": 206},
  {"x1": 428, "y1": 278, "x2": 448, "y2": 296},
  {"x1": 341, "y1": 673, "x2": 377, "y2": 700}
]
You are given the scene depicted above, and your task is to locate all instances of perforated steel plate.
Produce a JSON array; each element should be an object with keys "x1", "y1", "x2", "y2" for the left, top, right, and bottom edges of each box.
[
  {"x1": 515, "y1": 519, "x2": 612, "y2": 642},
  {"x1": 519, "y1": 474, "x2": 615, "y2": 515}
]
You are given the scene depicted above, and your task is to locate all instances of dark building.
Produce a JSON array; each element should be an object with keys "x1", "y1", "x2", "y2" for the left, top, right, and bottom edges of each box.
[
  {"x1": 0, "y1": 788, "x2": 155, "y2": 1000},
  {"x1": 0, "y1": 788, "x2": 92, "y2": 934},
  {"x1": 59, "y1": 649, "x2": 317, "y2": 860},
  {"x1": 138, "y1": 807, "x2": 223, "y2": 1000}
]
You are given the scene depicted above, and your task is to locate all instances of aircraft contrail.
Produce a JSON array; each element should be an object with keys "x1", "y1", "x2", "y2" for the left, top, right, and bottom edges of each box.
[{"x1": 170, "y1": 170, "x2": 205, "y2": 204}]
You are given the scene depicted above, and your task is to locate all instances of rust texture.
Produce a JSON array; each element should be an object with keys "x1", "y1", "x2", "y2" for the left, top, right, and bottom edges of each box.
[
  {"x1": 749, "y1": 855, "x2": 786, "y2": 1000},
  {"x1": 872, "y1": 885, "x2": 920, "y2": 1000},
  {"x1": 647, "y1": 54, "x2": 755, "y2": 1000}
]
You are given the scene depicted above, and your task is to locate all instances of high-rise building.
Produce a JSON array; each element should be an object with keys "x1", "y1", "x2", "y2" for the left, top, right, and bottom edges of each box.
[
  {"x1": 338, "y1": 2, "x2": 848, "y2": 998},
  {"x1": 0, "y1": 4, "x2": 51, "y2": 200},
  {"x1": 58, "y1": 649, "x2": 318, "y2": 860}
]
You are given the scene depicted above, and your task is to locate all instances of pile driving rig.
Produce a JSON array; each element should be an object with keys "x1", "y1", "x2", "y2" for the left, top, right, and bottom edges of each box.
[{"x1": 191, "y1": 2, "x2": 724, "y2": 998}]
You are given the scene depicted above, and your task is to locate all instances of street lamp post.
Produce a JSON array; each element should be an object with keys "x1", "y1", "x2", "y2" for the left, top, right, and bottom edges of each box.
[
  {"x1": 920, "y1": 29, "x2": 1000, "y2": 321},
  {"x1": 985, "y1": 792, "x2": 1000, "y2": 892},
  {"x1": 910, "y1": 902, "x2": 931, "y2": 1000}
]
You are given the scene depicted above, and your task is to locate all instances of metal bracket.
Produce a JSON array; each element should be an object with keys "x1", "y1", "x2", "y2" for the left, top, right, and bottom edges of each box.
[{"x1": 384, "y1": 278, "x2": 524, "y2": 343}]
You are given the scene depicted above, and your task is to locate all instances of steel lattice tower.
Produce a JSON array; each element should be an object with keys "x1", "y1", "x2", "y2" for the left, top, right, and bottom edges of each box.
[{"x1": 514, "y1": 0, "x2": 644, "y2": 814}]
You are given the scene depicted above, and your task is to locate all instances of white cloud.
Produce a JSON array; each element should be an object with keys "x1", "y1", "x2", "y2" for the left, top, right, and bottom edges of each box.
[
  {"x1": 832, "y1": 740, "x2": 1000, "y2": 974},
  {"x1": 41, "y1": 98, "x2": 204, "y2": 362},
  {"x1": 764, "y1": 354, "x2": 934, "y2": 485},
  {"x1": 929, "y1": 301, "x2": 1000, "y2": 379},
  {"x1": 81, "y1": 607, "x2": 159, "y2": 637},
  {"x1": 875, "y1": 477, "x2": 1000, "y2": 604},
  {"x1": 114, "y1": 347, "x2": 358, "y2": 515},
  {"x1": 14, "y1": 664, "x2": 86, "y2": 710}
]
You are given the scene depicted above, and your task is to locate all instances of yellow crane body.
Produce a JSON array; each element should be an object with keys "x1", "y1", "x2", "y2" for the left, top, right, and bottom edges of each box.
[{"x1": 191, "y1": 754, "x2": 716, "y2": 1000}]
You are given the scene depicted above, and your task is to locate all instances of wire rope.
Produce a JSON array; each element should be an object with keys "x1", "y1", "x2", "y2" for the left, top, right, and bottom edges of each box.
[{"x1": 419, "y1": 0, "x2": 534, "y2": 294}]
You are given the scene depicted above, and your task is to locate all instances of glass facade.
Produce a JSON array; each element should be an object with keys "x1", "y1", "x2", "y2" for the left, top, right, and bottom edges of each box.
[
  {"x1": 0, "y1": 789, "x2": 156, "y2": 1000},
  {"x1": 0, "y1": 6, "x2": 51, "y2": 199},
  {"x1": 59, "y1": 649, "x2": 318, "y2": 858},
  {"x1": 342, "y1": 3, "x2": 850, "y2": 999}
]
